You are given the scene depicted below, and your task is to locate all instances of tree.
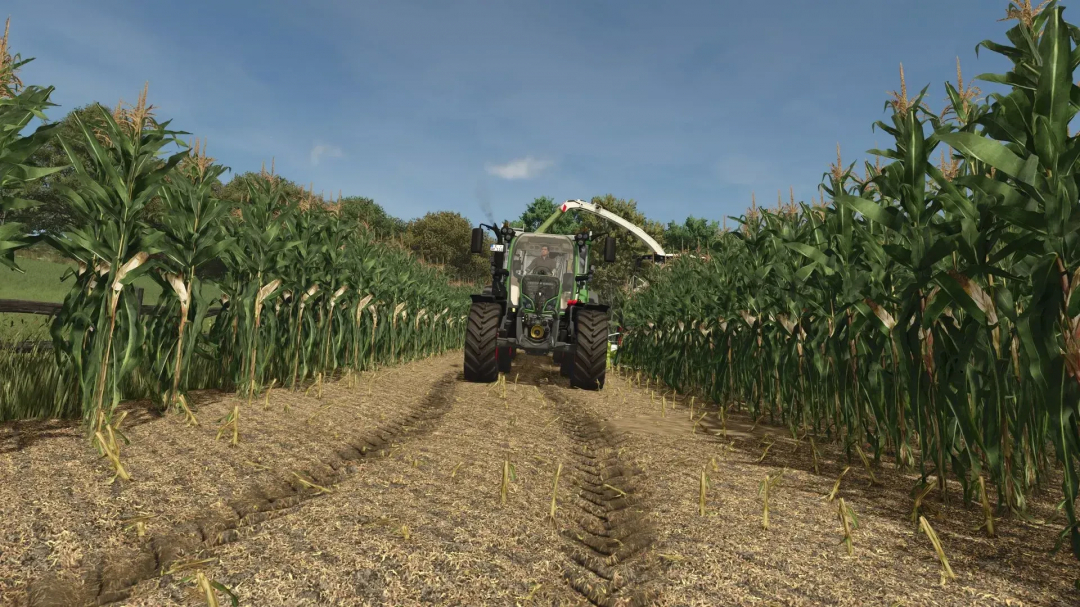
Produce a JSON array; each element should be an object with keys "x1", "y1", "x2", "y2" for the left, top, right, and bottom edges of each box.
[
  {"x1": 0, "y1": 53, "x2": 62, "y2": 268},
  {"x1": 216, "y1": 170, "x2": 304, "y2": 209},
  {"x1": 14, "y1": 101, "x2": 204, "y2": 235},
  {"x1": 515, "y1": 196, "x2": 580, "y2": 234},
  {"x1": 337, "y1": 195, "x2": 403, "y2": 239},
  {"x1": 663, "y1": 216, "x2": 722, "y2": 252},
  {"x1": 577, "y1": 194, "x2": 664, "y2": 311},
  {"x1": 405, "y1": 210, "x2": 488, "y2": 283},
  {"x1": 220, "y1": 173, "x2": 405, "y2": 243},
  {"x1": 9, "y1": 103, "x2": 106, "y2": 235}
]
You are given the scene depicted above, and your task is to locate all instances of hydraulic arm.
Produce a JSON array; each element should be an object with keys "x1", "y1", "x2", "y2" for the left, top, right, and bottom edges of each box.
[{"x1": 536, "y1": 199, "x2": 672, "y2": 262}]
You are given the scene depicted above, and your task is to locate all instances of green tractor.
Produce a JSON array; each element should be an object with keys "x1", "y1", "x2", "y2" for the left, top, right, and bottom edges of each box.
[{"x1": 463, "y1": 199, "x2": 671, "y2": 390}]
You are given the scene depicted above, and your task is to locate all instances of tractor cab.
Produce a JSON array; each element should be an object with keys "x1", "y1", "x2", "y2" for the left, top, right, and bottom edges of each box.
[{"x1": 508, "y1": 233, "x2": 578, "y2": 313}]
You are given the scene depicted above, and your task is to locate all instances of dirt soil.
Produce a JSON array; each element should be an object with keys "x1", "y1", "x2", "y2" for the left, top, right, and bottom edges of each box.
[{"x1": 1, "y1": 352, "x2": 1077, "y2": 606}]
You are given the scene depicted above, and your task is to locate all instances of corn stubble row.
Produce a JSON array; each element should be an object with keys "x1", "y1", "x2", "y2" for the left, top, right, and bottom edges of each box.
[
  {"x1": 0, "y1": 23, "x2": 471, "y2": 438},
  {"x1": 619, "y1": 2, "x2": 1080, "y2": 563}
]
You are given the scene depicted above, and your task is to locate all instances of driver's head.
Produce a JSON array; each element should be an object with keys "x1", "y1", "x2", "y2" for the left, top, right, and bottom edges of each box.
[{"x1": 540, "y1": 246, "x2": 549, "y2": 258}]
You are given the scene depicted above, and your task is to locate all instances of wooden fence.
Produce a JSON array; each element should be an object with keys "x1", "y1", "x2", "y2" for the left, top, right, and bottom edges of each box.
[{"x1": 0, "y1": 298, "x2": 167, "y2": 317}]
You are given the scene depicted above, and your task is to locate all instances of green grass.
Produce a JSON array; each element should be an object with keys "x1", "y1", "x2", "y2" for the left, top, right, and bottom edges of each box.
[
  {"x1": 0, "y1": 313, "x2": 51, "y2": 341},
  {"x1": 0, "y1": 255, "x2": 166, "y2": 342},
  {"x1": 1, "y1": 257, "x2": 164, "y2": 303},
  {"x1": 2, "y1": 257, "x2": 78, "y2": 303},
  {"x1": 1, "y1": 258, "x2": 78, "y2": 342}
]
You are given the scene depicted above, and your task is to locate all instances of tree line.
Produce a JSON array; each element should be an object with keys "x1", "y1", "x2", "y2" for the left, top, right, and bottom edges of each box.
[{"x1": 6, "y1": 103, "x2": 735, "y2": 293}]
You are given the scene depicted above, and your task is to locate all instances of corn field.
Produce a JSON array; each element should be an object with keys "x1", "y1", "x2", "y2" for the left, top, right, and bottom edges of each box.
[
  {"x1": 0, "y1": 31, "x2": 472, "y2": 425},
  {"x1": 619, "y1": 3, "x2": 1080, "y2": 561}
]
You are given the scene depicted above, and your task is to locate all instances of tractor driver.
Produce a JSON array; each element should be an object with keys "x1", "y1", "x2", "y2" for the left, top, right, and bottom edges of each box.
[{"x1": 526, "y1": 245, "x2": 560, "y2": 275}]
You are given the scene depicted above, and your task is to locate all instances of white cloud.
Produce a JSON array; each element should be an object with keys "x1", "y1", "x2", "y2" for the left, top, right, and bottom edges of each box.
[
  {"x1": 485, "y1": 156, "x2": 553, "y2": 180},
  {"x1": 310, "y1": 143, "x2": 343, "y2": 166}
]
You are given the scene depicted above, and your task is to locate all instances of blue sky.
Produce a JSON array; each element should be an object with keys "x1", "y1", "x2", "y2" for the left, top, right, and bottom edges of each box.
[{"x1": 8, "y1": 0, "x2": 1019, "y2": 226}]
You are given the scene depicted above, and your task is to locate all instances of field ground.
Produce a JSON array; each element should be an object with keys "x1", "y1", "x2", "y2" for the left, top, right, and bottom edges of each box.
[{"x1": 0, "y1": 352, "x2": 1076, "y2": 606}]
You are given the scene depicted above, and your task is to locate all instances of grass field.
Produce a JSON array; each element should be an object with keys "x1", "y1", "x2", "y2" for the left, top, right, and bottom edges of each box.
[
  {"x1": 0, "y1": 252, "x2": 163, "y2": 341},
  {"x1": 1, "y1": 257, "x2": 80, "y2": 341},
  {"x1": 0, "y1": 256, "x2": 164, "y2": 304}
]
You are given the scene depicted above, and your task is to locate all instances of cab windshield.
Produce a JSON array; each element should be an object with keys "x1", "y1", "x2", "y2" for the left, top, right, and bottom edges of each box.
[{"x1": 508, "y1": 234, "x2": 576, "y2": 307}]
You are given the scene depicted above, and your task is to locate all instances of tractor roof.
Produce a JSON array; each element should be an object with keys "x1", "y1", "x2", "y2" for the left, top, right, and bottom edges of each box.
[{"x1": 514, "y1": 232, "x2": 574, "y2": 248}]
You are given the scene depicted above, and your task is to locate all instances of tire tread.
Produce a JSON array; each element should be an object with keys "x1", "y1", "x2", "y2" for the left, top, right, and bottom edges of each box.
[
  {"x1": 571, "y1": 309, "x2": 607, "y2": 390},
  {"x1": 464, "y1": 302, "x2": 500, "y2": 382}
]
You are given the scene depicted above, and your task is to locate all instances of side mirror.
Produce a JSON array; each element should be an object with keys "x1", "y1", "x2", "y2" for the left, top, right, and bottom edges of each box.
[
  {"x1": 470, "y1": 227, "x2": 484, "y2": 254},
  {"x1": 603, "y1": 236, "x2": 617, "y2": 263}
]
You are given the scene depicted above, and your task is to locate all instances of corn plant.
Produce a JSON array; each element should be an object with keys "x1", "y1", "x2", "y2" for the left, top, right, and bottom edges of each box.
[
  {"x1": 47, "y1": 87, "x2": 186, "y2": 433},
  {"x1": 1, "y1": 20, "x2": 475, "y2": 440},
  {"x1": 0, "y1": 23, "x2": 62, "y2": 270},
  {"x1": 619, "y1": 1, "x2": 1080, "y2": 562},
  {"x1": 279, "y1": 206, "x2": 325, "y2": 388},
  {"x1": 146, "y1": 139, "x2": 232, "y2": 413},
  {"x1": 8, "y1": 147, "x2": 469, "y2": 428},
  {"x1": 217, "y1": 173, "x2": 295, "y2": 396}
]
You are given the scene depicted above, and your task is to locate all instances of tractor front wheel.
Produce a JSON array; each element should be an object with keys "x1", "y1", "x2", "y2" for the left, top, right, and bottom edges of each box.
[
  {"x1": 571, "y1": 309, "x2": 607, "y2": 390},
  {"x1": 464, "y1": 302, "x2": 499, "y2": 382}
]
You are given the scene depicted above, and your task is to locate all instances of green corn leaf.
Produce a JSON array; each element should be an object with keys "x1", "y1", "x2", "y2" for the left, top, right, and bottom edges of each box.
[{"x1": 938, "y1": 132, "x2": 1039, "y2": 186}]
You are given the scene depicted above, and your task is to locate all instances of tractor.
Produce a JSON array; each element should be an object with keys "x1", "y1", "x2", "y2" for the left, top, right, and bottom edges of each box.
[{"x1": 462, "y1": 199, "x2": 671, "y2": 390}]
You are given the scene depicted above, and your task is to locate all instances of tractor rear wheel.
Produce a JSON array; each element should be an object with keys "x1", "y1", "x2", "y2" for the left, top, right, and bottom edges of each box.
[
  {"x1": 464, "y1": 302, "x2": 499, "y2": 382},
  {"x1": 571, "y1": 309, "x2": 607, "y2": 390}
]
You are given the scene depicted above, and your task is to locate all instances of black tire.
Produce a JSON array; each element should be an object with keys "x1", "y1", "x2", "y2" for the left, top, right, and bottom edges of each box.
[
  {"x1": 552, "y1": 349, "x2": 563, "y2": 365},
  {"x1": 571, "y1": 309, "x2": 607, "y2": 390},
  {"x1": 464, "y1": 302, "x2": 500, "y2": 382},
  {"x1": 560, "y1": 347, "x2": 574, "y2": 377},
  {"x1": 497, "y1": 345, "x2": 512, "y2": 374}
]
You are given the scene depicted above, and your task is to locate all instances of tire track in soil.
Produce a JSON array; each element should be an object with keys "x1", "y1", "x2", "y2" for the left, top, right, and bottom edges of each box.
[
  {"x1": 30, "y1": 370, "x2": 458, "y2": 607},
  {"x1": 540, "y1": 376, "x2": 657, "y2": 607}
]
